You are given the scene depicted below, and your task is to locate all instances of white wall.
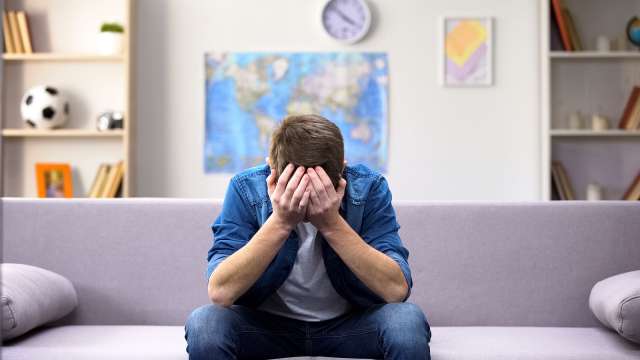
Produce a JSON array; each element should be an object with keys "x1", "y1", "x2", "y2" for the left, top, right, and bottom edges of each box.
[{"x1": 135, "y1": 0, "x2": 541, "y2": 200}]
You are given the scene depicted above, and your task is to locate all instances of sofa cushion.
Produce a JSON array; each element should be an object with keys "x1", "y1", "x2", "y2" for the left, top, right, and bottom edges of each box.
[
  {"x1": 590, "y1": 270, "x2": 640, "y2": 344},
  {"x1": 2, "y1": 326, "x2": 639, "y2": 360},
  {"x1": 1, "y1": 263, "x2": 78, "y2": 340},
  {"x1": 2, "y1": 326, "x2": 187, "y2": 360},
  {"x1": 430, "y1": 327, "x2": 640, "y2": 360}
]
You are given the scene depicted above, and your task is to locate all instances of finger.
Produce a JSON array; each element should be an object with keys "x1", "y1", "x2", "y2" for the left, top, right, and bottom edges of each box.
[
  {"x1": 308, "y1": 185, "x2": 320, "y2": 208},
  {"x1": 298, "y1": 190, "x2": 310, "y2": 210},
  {"x1": 315, "y1": 166, "x2": 335, "y2": 192},
  {"x1": 284, "y1": 166, "x2": 306, "y2": 201},
  {"x1": 274, "y1": 163, "x2": 294, "y2": 197},
  {"x1": 290, "y1": 174, "x2": 309, "y2": 208},
  {"x1": 336, "y1": 178, "x2": 347, "y2": 198},
  {"x1": 267, "y1": 165, "x2": 279, "y2": 194},
  {"x1": 266, "y1": 173, "x2": 276, "y2": 195},
  {"x1": 306, "y1": 168, "x2": 329, "y2": 202}
]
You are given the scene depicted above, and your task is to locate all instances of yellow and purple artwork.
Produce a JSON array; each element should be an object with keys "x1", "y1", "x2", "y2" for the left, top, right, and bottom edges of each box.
[{"x1": 441, "y1": 17, "x2": 492, "y2": 86}]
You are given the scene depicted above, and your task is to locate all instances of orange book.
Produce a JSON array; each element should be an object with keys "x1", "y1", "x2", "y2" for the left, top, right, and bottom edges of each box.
[
  {"x1": 619, "y1": 87, "x2": 640, "y2": 129},
  {"x1": 622, "y1": 171, "x2": 640, "y2": 201},
  {"x1": 2, "y1": 11, "x2": 15, "y2": 53},
  {"x1": 551, "y1": 0, "x2": 573, "y2": 51},
  {"x1": 628, "y1": 99, "x2": 640, "y2": 130},
  {"x1": 16, "y1": 11, "x2": 32, "y2": 53},
  {"x1": 7, "y1": 11, "x2": 23, "y2": 53}
]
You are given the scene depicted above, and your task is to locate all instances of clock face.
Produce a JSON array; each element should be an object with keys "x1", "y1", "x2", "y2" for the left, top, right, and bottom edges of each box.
[{"x1": 321, "y1": 0, "x2": 371, "y2": 44}]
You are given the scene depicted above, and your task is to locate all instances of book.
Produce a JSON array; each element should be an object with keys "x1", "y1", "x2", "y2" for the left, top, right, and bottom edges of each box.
[
  {"x1": 551, "y1": 163, "x2": 567, "y2": 200},
  {"x1": 88, "y1": 164, "x2": 109, "y2": 197},
  {"x1": 93, "y1": 164, "x2": 111, "y2": 198},
  {"x1": 622, "y1": 171, "x2": 640, "y2": 201},
  {"x1": 551, "y1": 0, "x2": 573, "y2": 51},
  {"x1": 101, "y1": 161, "x2": 124, "y2": 198},
  {"x1": 106, "y1": 161, "x2": 124, "y2": 198},
  {"x1": 563, "y1": 8, "x2": 582, "y2": 51},
  {"x1": 619, "y1": 87, "x2": 640, "y2": 129},
  {"x1": 557, "y1": 162, "x2": 575, "y2": 200},
  {"x1": 99, "y1": 163, "x2": 118, "y2": 198},
  {"x1": 2, "y1": 11, "x2": 15, "y2": 53},
  {"x1": 549, "y1": 6, "x2": 563, "y2": 51},
  {"x1": 550, "y1": 172, "x2": 562, "y2": 200},
  {"x1": 552, "y1": 161, "x2": 575, "y2": 200},
  {"x1": 7, "y1": 11, "x2": 24, "y2": 53},
  {"x1": 628, "y1": 100, "x2": 640, "y2": 130},
  {"x1": 16, "y1": 11, "x2": 32, "y2": 54}
]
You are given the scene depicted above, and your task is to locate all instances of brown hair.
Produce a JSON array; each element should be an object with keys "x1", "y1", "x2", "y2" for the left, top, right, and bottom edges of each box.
[{"x1": 269, "y1": 114, "x2": 344, "y2": 188}]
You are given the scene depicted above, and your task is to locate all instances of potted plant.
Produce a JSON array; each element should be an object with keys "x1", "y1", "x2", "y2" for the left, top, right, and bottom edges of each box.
[{"x1": 97, "y1": 22, "x2": 124, "y2": 55}]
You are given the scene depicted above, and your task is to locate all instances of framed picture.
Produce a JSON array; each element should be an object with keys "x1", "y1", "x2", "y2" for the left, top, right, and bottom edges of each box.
[
  {"x1": 35, "y1": 163, "x2": 73, "y2": 198},
  {"x1": 439, "y1": 16, "x2": 493, "y2": 87}
]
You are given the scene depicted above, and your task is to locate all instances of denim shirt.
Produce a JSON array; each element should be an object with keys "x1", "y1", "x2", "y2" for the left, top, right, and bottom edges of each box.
[{"x1": 206, "y1": 164, "x2": 412, "y2": 309}]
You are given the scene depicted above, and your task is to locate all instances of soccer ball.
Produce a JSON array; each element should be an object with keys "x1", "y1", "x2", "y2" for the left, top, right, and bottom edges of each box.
[{"x1": 20, "y1": 85, "x2": 69, "y2": 129}]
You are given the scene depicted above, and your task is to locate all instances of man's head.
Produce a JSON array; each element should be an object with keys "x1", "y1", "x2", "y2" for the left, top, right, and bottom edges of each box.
[{"x1": 269, "y1": 114, "x2": 344, "y2": 188}]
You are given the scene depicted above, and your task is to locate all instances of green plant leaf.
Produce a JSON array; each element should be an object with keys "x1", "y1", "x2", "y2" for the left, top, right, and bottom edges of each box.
[{"x1": 100, "y1": 22, "x2": 124, "y2": 33}]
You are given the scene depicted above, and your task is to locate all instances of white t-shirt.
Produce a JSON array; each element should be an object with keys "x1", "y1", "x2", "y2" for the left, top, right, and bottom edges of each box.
[{"x1": 257, "y1": 222, "x2": 351, "y2": 321}]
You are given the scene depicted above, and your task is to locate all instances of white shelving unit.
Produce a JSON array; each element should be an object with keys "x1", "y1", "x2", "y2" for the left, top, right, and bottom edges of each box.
[
  {"x1": 2, "y1": 53, "x2": 124, "y2": 62},
  {"x1": 540, "y1": 0, "x2": 640, "y2": 200},
  {"x1": 549, "y1": 51, "x2": 640, "y2": 59},
  {"x1": 1, "y1": 0, "x2": 135, "y2": 197},
  {"x1": 2, "y1": 129, "x2": 125, "y2": 138},
  {"x1": 550, "y1": 129, "x2": 640, "y2": 137}
]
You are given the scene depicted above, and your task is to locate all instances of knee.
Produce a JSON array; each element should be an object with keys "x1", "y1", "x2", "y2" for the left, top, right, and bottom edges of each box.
[
  {"x1": 184, "y1": 304, "x2": 238, "y2": 356},
  {"x1": 379, "y1": 303, "x2": 431, "y2": 345}
]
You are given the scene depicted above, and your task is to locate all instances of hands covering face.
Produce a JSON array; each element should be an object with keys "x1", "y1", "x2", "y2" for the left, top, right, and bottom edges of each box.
[{"x1": 266, "y1": 161, "x2": 347, "y2": 233}]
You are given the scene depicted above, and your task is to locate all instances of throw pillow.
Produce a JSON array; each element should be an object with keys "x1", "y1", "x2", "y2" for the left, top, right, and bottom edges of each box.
[
  {"x1": 589, "y1": 270, "x2": 640, "y2": 344},
  {"x1": 1, "y1": 263, "x2": 78, "y2": 340}
]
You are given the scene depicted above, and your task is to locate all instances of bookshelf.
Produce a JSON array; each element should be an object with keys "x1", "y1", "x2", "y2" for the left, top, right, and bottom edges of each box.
[
  {"x1": 550, "y1": 129, "x2": 640, "y2": 137},
  {"x1": 541, "y1": 0, "x2": 640, "y2": 200},
  {"x1": 2, "y1": 53, "x2": 124, "y2": 61},
  {"x1": 2, "y1": 129, "x2": 125, "y2": 137},
  {"x1": 549, "y1": 51, "x2": 640, "y2": 59},
  {"x1": 1, "y1": 0, "x2": 135, "y2": 197}
]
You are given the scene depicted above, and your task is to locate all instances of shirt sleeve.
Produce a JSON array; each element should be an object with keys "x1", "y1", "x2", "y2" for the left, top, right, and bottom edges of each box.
[
  {"x1": 360, "y1": 176, "x2": 413, "y2": 302},
  {"x1": 206, "y1": 177, "x2": 259, "y2": 282}
]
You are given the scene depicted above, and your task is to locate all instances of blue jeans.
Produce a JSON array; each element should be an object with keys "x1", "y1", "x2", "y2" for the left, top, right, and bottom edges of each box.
[{"x1": 184, "y1": 302, "x2": 431, "y2": 359}]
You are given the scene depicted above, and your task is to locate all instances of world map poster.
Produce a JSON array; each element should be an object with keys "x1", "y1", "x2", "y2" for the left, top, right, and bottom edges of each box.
[{"x1": 204, "y1": 52, "x2": 389, "y2": 174}]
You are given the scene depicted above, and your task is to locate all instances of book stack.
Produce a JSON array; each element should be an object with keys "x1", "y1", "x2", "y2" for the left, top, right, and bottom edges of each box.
[
  {"x1": 2, "y1": 10, "x2": 33, "y2": 54},
  {"x1": 622, "y1": 171, "x2": 640, "y2": 201},
  {"x1": 87, "y1": 161, "x2": 125, "y2": 198},
  {"x1": 551, "y1": 161, "x2": 575, "y2": 200},
  {"x1": 619, "y1": 87, "x2": 640, "y2": 130},
  {"x1": 550, "y1": 0, "x2": 582, "y2": 51}
]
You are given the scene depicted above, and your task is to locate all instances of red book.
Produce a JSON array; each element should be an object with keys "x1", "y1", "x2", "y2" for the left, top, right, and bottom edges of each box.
[
  {"x1": 619, "y1": 87, "x2": 640, "y2": 129},
  {"x1": 551, "y1": 0, "x2": 573, "y2": 51}
]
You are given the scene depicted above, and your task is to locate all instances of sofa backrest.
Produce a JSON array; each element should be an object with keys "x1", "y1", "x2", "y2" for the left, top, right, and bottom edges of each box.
[{"x1": 2, "y1": 198, "x2": 639, "y2": 327}]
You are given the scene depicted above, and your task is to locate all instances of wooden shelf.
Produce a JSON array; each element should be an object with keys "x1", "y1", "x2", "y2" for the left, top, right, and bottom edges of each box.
[
  {"x1": 550, "y1": 51, "x2": 640, "y2": 59},
  {"x1": 2, "y1": 53, "x2": 124, "y2": 62},
  {"x1": 550, "y1": 129, "x2": 640, "y2": 138},
  {"x1": 2, "y1": 128, "x2": 124, "y2": 138}
]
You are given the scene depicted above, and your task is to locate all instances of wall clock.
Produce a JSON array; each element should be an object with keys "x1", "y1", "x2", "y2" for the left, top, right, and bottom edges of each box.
[{"x1": 321, "y1": 0, "x2": 372, "y2": 44}]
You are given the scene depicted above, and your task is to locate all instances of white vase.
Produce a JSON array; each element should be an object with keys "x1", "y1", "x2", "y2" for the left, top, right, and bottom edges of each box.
[
  {"x1": 586, "y1": 183, "x2": 604, "y2": 201},
  {"x1": 97, "y1": 32, "x2": 124, "y2": 55}
]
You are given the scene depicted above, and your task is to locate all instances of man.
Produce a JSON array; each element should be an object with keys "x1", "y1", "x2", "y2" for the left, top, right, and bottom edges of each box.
[{"x1": 185, "y1": 114, "x2": 430, "y2": 359}]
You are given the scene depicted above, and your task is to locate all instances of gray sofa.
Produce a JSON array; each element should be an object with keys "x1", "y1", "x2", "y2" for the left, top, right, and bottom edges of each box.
[{"x1": 2, "y1": 198, "x2": 640, "y2": 359}]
